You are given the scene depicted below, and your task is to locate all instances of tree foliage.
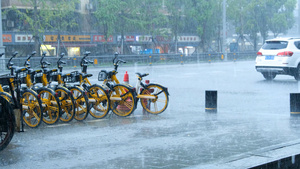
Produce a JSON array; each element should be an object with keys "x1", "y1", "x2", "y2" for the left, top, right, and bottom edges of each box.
[
  {"x1": 227, "y1": 0, "x2": 296, "y2": 50},
  {"x1": 7, "y1": 0, "x2": 78, "y2": 56},
  {"x1": 4, "y1": 0, "x2": 298, "y2": 53}
]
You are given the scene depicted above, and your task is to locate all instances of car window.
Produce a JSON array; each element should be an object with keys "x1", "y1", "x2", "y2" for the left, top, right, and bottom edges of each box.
[
  {"x1": 294, "y1": 41, "x2": 300, "y2": 49},
  {"x1": 262, "y1": 41, "x2": 288, "y2": 50}
]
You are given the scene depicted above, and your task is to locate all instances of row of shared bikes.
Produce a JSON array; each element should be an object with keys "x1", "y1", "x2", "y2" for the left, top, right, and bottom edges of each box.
[{"x1": 0, "y1": 51, "x2": 169, "y2": 151}]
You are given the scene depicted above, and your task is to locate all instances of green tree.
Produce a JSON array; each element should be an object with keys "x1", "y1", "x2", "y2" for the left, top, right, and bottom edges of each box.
[
  {"x1": 136, "y1": 0, "x2": 168, "y2": 52},
  {"x1": 228, "y1": 0, "x2": 296, "y2": 51},
  {"x1": 268, "y1": 0, "x2": 296, "y2": 37},
  {"x1": 93, "y1": 0, "x2": 166, "y2": 54},
  {"x1": 164, "y1": 0, "x2": 186, "y2": 53},
  {"x1": 227, "y1": 0, "x2": 249, "y2": 51},
  {"x1": 8, "y1": 0, "x2": 78, "y2": 56},
  {"x1": 185, "y1": 0, "x2": 222, "y2": 52},
  {"x1": 48, "y1": 0, "x2": 79, "y2": 56},
  {"x1": 92, "y1": 0, "x2": 120, "y2": 53}
]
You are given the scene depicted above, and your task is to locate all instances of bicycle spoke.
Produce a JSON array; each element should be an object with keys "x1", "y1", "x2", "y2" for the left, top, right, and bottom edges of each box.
[{"x1": 123, "y1": 100, "x2": 133, "y2": 109}]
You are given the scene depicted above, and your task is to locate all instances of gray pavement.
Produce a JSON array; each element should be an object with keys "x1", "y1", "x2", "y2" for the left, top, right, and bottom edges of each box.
[{"x1": 1, "y1": 60, "x2": 300, "y2": 169}]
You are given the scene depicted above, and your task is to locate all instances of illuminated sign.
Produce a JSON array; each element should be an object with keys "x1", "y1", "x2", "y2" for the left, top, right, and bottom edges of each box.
[{"x1": 15, "y1": 34, "x2": 34, "y2": 43}]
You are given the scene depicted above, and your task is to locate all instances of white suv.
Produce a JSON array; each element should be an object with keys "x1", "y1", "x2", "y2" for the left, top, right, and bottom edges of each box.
[{"x1": 255, "y1": 37, "x2": 300, "y2": 80}]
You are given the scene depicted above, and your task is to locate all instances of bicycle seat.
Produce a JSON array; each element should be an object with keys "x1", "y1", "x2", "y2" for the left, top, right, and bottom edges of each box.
[
  {"x1": 35, "y1": 70, "x2": 42, "y2": 73},
  {"x1": 15, "y1": 67, "x2": 28, "y2": 74},
  {"x1": 28, "y1": 69, "x2": 35, "y2": 75},
  {"x1": 136, "y1": 72, "x2": 149, "y2": 78},
  {"x1": 80, "y1": 73, "x2": 93, "y2": 79},
  {"x1": 51, "y1": 69, "x2": 58, "y2": 73},
  {"x1": 10, "y1": 65, "x2": 19, "y2": 70}
]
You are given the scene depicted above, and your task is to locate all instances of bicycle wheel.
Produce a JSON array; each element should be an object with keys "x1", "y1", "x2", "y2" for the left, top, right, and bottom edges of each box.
[
  {"x1": 21, "y1": 89, "x2": 43, "y2": 128},
  {"x1": 56, "y1": 87, "x2": 75, "y2": 123},
  {"x1": 0, "y1": 96, "x2": 14, "y2": 151},
  {"x1": 38, "y1": 88, "x2": 61, "y2": 125},
  {"x1": 109, "y1": 84, "x2": 135, "y2": 117},
  {"x1": 88, "y1": 84, "x2": 110, "y2": 119},
  {"x1": 140, "y1": 84, "x2": 169, "y2": 114},
  {"x1": 69, "y1": 86, "x2": 89, "y2": 121}
]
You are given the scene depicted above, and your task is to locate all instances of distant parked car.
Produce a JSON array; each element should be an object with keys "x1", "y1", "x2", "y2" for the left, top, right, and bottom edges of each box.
[{"x1": 255, "y1": 37, "x2": 300, "y2": 80}]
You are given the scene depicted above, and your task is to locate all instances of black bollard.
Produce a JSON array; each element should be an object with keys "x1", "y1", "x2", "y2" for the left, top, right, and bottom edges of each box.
[
  {"x1": 290, "y1": 93, "x2": 300, "y2": 115},
  {"x1": 205, "y1": 90, "x2": 217, "y2": 112}
]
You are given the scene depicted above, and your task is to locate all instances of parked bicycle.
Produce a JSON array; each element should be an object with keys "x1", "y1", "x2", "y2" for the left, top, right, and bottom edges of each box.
[
  {"x1": 23, "y1": 51, "x2": 61, "y2": 125},
  {"x1": 98, "y1": 53, "x2": 169, "y2": 115},
  {"x1": 0, "y1": 85, "x2": 15, "y2": 151},
  {"x1": 4, "y1": 51, "x2": 43, "y2": 128},
  {"x1": 52, "y1": 53, "x2": 89, "y2": 121},
  {"x1": 98, "y1": 53, "x2": 137, "y2": 117},
  {"x1": 62, "y1": 51, "x2": 110, "y2": 119}
]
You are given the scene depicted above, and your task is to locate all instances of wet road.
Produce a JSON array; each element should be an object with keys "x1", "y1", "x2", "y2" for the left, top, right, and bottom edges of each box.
[{"x1": 2, "y1": 60, "x2": 300, "y2": 169}]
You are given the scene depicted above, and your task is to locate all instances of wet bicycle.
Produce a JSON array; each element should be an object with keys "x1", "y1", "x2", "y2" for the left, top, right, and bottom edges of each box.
[
  {"x1": 98, "y1": 53, "x2": 137, "y2": 117},
  {"x1": 51, "y1": 53, "x2": 89, "y2": 121},
  {"x1": 98, "y1": 53, "x2": 169, "y2": 115},
  {"x1": 65, "y1": 51, "x2": 110, "y2": 119},
  {"x1": 4, "y1": 52, "x2": 43, "y2": 128},
  {"x1": 23, "y1": 51, "x2": 61, "y2": 125},
  {"x1": 32, "y1": 52, "x2": 76, "y2": 123},
  {"x1": 0, "y1": 85, "x2": 15, "y2": 151}
]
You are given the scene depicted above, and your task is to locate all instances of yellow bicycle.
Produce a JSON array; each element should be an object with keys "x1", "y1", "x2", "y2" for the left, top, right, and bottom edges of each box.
[
  {"x1": 99, "y1": 53, "x2": 169, "y2": 115},
  {"x1": 2, "y1": 52, "x2": 43, "y2": 128},
  {"x1": 23, "y1": 51, "x2": 61, "y2": 125},
  {"x1": 52, "y1": 53, "x2": 89, "y2": 121}
]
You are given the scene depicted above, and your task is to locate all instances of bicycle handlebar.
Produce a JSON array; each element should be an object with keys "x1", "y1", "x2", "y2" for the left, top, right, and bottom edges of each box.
[
  {"x1": 24, "y1": 51, "x2": 37, "y2": 67},
  {"x1": 112, "y1": 52, "x2": 126, "y2": 71},
  {"x1": 40, "y1": 52, "x2": 51, "y2": 68},
  {"x1": 57, "y1": 53, "x2": 66, "y2": 65},
  {"x1": 80, "y1": 51, "x2": 93, "y2": 67},
  {"x1": 7, "y1": 52, "x2": 18, "y2": 70}
]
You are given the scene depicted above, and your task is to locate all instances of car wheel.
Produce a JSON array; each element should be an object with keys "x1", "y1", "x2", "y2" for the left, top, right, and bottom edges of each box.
[
  {"x1": 262, "y1": 72, "x2": 276, "y2": 80},
  {"x1": 294, "y1": 65, "x2": 300, "y2": 80}
]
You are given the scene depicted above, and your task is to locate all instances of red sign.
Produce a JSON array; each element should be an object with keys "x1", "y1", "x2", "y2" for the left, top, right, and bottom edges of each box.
[
  {"x1": 15, "y1": 34, "x2": 34, "y2": 43},
  {"x1": 3, "y1": 34, "x2": 12, "y2": 43},
  {"x1": 93, "y1": 35, "x2": 113, "y2": 42},
  {"x1": 117, "y1": 35, "x2": 135, "y2": 42}
]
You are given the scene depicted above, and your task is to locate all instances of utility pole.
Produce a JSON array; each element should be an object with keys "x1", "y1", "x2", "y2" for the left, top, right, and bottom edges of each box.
[
  {"x1": 298, "y1": 0, "x2": 300, "y2": 35},
  {"x1": 223, "y1": 0, "x2": 227, "y2": 61},
  {"x1": 0, "y1": 0, "x2": 5, "y2": 59}
]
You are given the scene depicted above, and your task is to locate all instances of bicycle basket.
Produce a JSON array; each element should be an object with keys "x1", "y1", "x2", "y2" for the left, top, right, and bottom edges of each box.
[
  {"x1": 19, "y1": 72, "x2": 27, "y2": 84},
  {"x1": 63, "y1": 71, "x2": 79, "y2": 83},
  {"x1": 52, "y1": 73, "x2": 59, "y2": 82},
  {"x1": 0, "y1": 74, "x2": 12, "y2": 86},
  {"x1": 98, "y1": 70, "x2": 107, "y2": 81},
  {"x1": 34, "y1": 73, "x2": 43, "y2": 84}
]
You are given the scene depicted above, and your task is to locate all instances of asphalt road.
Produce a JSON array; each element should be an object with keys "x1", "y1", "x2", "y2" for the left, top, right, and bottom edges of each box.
[{"x1": 1, "y1": 60, "x2": 300, "y2": 169}]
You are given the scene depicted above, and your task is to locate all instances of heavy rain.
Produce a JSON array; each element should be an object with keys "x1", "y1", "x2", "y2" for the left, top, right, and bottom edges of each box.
[{"x1": 1, "y1": 0, "x2": 300, "y2": 169}]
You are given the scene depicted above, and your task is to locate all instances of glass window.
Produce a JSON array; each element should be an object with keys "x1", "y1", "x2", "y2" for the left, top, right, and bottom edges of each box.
[
  {"x1": 262, "y1": 41, "x2": 288, "y2": 50},
  {"x1": 294, "y1": 41, "x2": 300, "y2": 49}
]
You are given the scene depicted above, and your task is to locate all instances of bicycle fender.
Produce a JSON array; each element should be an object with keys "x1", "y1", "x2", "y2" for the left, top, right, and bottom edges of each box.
[
  {"x1": 56, "y1": 86, "x2": 72, "y2": 96},
  {"x1": 144, "y1": 83, "x2": 169, "y2": 96}
]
